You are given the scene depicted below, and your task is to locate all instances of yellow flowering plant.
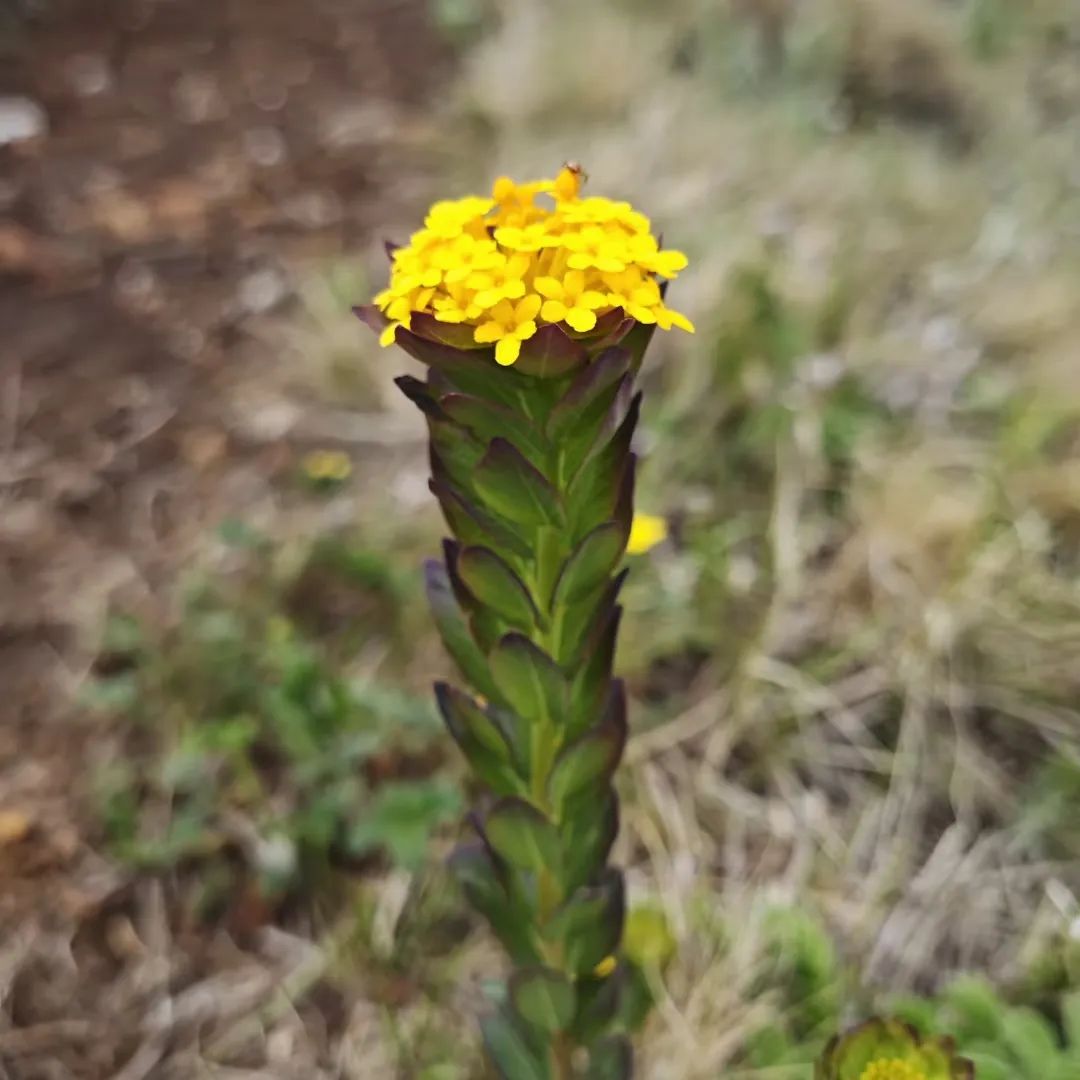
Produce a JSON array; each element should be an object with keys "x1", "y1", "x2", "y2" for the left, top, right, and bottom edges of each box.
[
  {"x1": 357, "y1": 167, "x2": 691, "y2": 1079},
  {"x1": 817, "y1": 1019, "x2": 976, "y2": 1080}
]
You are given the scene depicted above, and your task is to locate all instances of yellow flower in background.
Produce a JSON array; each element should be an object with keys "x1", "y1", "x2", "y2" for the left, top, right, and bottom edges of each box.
[
  {"x1": 302, "y1": 449, "x2": 352, "y2": 483},
  {"x1": 372, "y1": 166, "x2": 692, "y2": 364},
  {"x1": 860, "y1": 1062, "x2": 925, "y2": 1080},
  {"x1": 627, "y1": 513, "x2": 668, "y2": 555}
]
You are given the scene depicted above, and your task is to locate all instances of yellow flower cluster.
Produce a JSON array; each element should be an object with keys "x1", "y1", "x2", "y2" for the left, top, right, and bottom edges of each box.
[
  {"x1": 860, "y1": 1062, "x2": 925, "y2": 1080},
  {"x1": 374, "y1": 167, "x2": 694, "y2": 366}
]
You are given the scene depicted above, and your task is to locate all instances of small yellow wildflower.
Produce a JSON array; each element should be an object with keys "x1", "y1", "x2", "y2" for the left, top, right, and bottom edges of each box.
[
  {"x1": 474, "y1": 294, "x2": 543, "y2": 366},
  {"x1": 535, "y1": 269, "x2": 608, "y2": 333},
  {"x1": 302, "y1": 449, "x2": 352, "y2": 483},
  {"x1": 860, "y1": 1062, "x2": 925, "y2": 1080},
  {"x1": 469, "y1": 252, "x2": 531, "y2": 310},
  {"x1": 372, "y1": 165, "x2": 692, "y2": 366},
  {"x1": 592, "y1": 955, "x2": 617, "y2": 979},
  {"x1": 627, "y1": 513, "x2": 668, "y2": 555}
]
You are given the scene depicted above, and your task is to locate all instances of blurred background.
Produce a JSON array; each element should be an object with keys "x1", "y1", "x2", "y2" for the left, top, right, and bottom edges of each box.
[{"x1": 2, "y1": 0, "x2": 1080, "y2": 1076}]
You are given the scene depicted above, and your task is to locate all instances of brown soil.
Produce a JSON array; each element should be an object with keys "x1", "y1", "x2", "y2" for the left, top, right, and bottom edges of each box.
[{"x1": 0, "y1": 2, "x2": 452, "y2": 1072}]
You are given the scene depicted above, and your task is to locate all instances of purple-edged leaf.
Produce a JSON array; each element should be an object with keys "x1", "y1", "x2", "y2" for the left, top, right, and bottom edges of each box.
[
  {"x1": 619, "y1": 316, "x2": 659, "y2": 373},
  {"x1": 544, "y1": 868, "x2": 625, "y2": 975},
  {"x1": 353, "y1": 304, "x2": 389, "y2": 334},
  {"x1": 590, "y1": 315, "x2": 635, "y2": 353},
  {"x1": 440, "y1": 393, "x2": 550, "y2": 467},
  {"x1": 429, "y1": 420, "x2": 486, "y2": 496},
  {"x1": 394, "y1": 375, "x2": 447, "y2": 421},
  {"x1": 458, "y1": 546, "x2": 540, "y2": 631},
  {"x1": 557, "y1": 567, "x2": 628, "y2": 670},
  {"x1": 548, "y1": 681, "x2": 628, "y2": 809},
  {"x1": 435, "y1": 682, "x2": 523, "y2": 795},
  {"x1": 509, "y1": 967, "x2": 576, "y2": 1035},
  {"x1": 551, "y1": 522, "x2": 627, "y2": 610},
  {"x1": 475, "y1": 438, "x2": 562, "y2": 529},
  {"x1": 481, "y1": 1007, "x2": 548, "y2": 1080},
  {"x1": 568, "y1": 604, "x2": 622, "y2": 735},
  {"x1": 547, "y1": 347, "x2": 632, "y2": 440},
  {"x1": 451, "y1": 843, "x2": 541, "y2": 964},
  {"x1": 484, "y1": 797, "x2": 561, "y2": 873},
  {"x1": 567, "y1": 394, "x2": 641, "y2": 540},
  {"x1": 585, "y1": 1036, "x2": 634, "y2": 1080},
  {"x1": 425, "y1": 558, "x2": 497, "y2": 699},
  {"x1": 391, "y1": 328, "x2": 523, "y2": 410},
  {"x1": 429, "y1": 478, "x2": 532, "y2": 560},
  {"x1": 612, "y1": 453, "x2": 636, "y2": 537},
  {"x1": 490, "y1": 632, "x2": 567, "y2": 727},
  {"x1": 560, "y1": 790, "x2": 620, "y2": 894},
  {"x1": 410, "y1": 311, "x2": 488, "y2": 350},
  {"x1": 515, "y1": 324, "x2": 589, "y2": 379}
]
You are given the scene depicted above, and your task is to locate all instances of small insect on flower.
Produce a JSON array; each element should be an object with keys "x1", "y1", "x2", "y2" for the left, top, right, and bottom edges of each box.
[{"x1": 365, "y1": 165, "x2": 694, "y2": 366}]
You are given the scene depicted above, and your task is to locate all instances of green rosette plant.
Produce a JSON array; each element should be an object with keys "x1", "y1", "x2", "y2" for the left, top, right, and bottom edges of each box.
[
  {"x1": 357, "y1": 166, "x2": 692, "y2": 1078},
  {"x1": 818, "y1": 1018, "x2": 976, "y2": 1080}
]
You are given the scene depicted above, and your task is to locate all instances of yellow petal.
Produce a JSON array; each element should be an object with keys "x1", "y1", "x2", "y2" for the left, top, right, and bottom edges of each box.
[
  {"x1": 495, "y1": 336, "x2": 521, "y2": 365},
  {"x1": 474, "y1": 321, "x2": 505, "y2": 344},
  {"x1": 592, "y1": 955, "x2": 617, "y2": 979},
  {"x1": 515, "y1": 293, "x2": 542, "y2": 322},
  {"x1": 541, "y1": 299, "x2": 567, "y2": 324},
  {"x1": 565, "y1": 306, "x2": 597, "y2": 333},
  {"x1": 379, "y1": 323, "x2": 400, "y2": 347},
  {"x1": 627, "y1": 512, "x2": 668, "y2": 555},
  {"x1": 533, "y1": 276, "x2": 564, "y2": 301}
]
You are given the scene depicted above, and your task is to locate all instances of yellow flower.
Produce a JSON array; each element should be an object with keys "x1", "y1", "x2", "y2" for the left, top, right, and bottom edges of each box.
[
  {"x1": 627, "y1": 513, "x2": 668, "y2": 554},
  {"x1": 534, "y1": 269, "x2": 608, "y2": 332},
  {"x1": 468, "y1": 252, "x2": 531, "y2": 310},
  {"x1": 860, "y1": 1062, "x2": 925, "y2": 1080},
  {"x1": 302, "y1": 449, "x2": 352, "y2": 482},
  {"x1": 474, "y1": 294, "x2": 542, "y2": 366},
  {"x1": 562, "y1": 224, "x2": 629, "y2": 274},
  {"x1": 370, "y1": 165, "x2": 692, "y2": 366}
]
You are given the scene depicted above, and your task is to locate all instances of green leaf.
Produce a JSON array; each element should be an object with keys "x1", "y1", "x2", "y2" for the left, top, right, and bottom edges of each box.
[
  {"x1": 430, "y1": 480, "x2": 532, "y2": 561},
  {"x1": 1063, "y1": 991, "x2": 1080, "y2": 1053},
  {"x1": 490, "y1": 633, "x2": 567, "y2": 727},
  {"x1": 475, "y1": 438, "x2": 562, "y2": 529},
  {"x1": 545, "y1": 870, "x2": 625, "y2": 975},
  {"x1": 568, "y1": 606, "x2": 621, "y2": 735},
  {"x1": 435, "y1": 682, "x2": 524, "y2": 796},
  {"x1": 480, "y1": 1007, "x2": 551, "y2": 1080},
  {"x1": 1002, "y1": 1007, "x2": 1059, "y2": 1075},
  {"x1": 440, "y1": 393, "x2": 550, "y2": 467},
  {"x1": 570, "y1": 968, "x2": 623, "y2": 1046},
  {"x1": 567, "y1": 395, "x2": 640, "y2": 540},
  {"x1": 429, "y1": 419, "x2": 486, "y2": 492},
  {"x1": 458, "y1": 546, "x2": 541, "y2": 630},
  {"x1": 560, "y1": 789, "x2": 620, "y2": 893},
  {"x1": 585, "y1": 1035, "x2": 633, "y2": 1079},
  {"x1": 485, "y1": 797, "x2": 561, "y2": 874},
  {"x1": 551, "y1": 522, "x2": 627, "y2": 610},
  {"x1": 547, "y1": 347, "x2": 631, "y2": 442},
  {"x1": 509, "y1": 967, "x2": 576, "y2": 1034},
  {"x1": 450, "y1": 842, "x2": 541, "y2": 963},
  {"x1": 514, "y1": 323, "x2": 588, "y2": 379},
  {"x1": 346, "y1": 778, "x2": 461, "y2": 870},
  {"x1": 425, "y1": 559, "x2": 499, "y2": 700},
  {"x1": 548, "y1": 682, "x2": 627, "y2": 809}
]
